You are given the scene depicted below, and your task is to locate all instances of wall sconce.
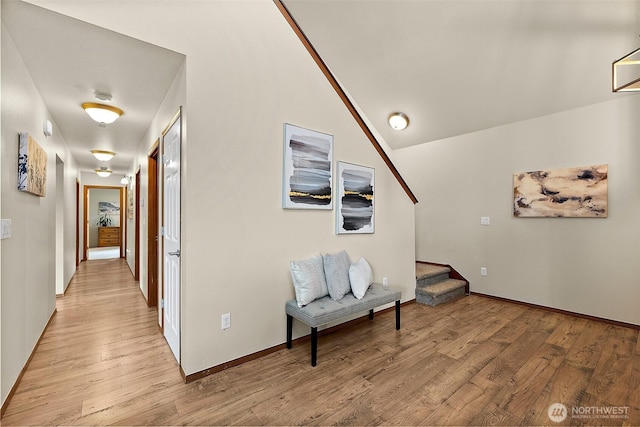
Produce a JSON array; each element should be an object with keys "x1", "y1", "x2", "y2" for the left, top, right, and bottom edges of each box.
[
  {"x1": 82, "y1": 102, "x2": 123, "y2": 124},
  {"x1": 120, "y1": 175, "x2": 131, "y2": 185},
  {"x1": 95, "y1": 166, "x2": 112, "y2": 178},
  {"x1": 91, "y1": 150, "x2": 116, "y2": 162},
  {"x1": 388, "y1": 112, "x2": 409, "y2": 130},
  {"x1": 613, "y1": 47, "x2": 640, "y2": 92}
]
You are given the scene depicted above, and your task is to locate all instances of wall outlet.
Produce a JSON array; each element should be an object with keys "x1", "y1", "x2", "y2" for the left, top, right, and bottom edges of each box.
[
  {"x1": 382, "y1": 277, "x2": 388, "y2": 288},
  {"x1": 480, "y1": 217, "x2": 490, "y2": 226},
  {"x1": 221, "y1": 313, "x2": 231, "y2": 330},
  {"x1": 480, "y1": 267, "x2": 487, "y2": 276}
]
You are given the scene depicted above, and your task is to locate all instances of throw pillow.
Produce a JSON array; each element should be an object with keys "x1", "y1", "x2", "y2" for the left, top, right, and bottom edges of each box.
[
  {"x1": 290, "y1": 254, "x2": 329, "y2": 307},
  {"x1": 323, "y1": 250, "x2": 351, "y2": 301},
  {"x1": 349, "y1": 257, "x2": 373, "y2": 299}
]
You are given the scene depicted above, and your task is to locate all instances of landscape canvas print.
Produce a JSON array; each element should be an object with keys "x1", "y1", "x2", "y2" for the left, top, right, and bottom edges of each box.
[
  {"x1": 282, "y1": 124, "x2": 333, "y2": 209},
  {"x1": 513, "y1": 164, "x2": 608, "y2": 218},
  {"x1": 18, "y1": 133, "x2": 47, "y2": 197},
  {"x1": 336, "y1": 162, "x2": 374, "y2": 234}
]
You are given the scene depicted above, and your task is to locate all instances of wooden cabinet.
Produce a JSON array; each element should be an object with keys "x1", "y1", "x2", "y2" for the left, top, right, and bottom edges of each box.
[{"x1": 98, "y1": 226, "x2": 121, "y2": 247}]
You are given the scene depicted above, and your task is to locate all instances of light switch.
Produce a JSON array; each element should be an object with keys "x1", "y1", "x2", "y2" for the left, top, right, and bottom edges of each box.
[
  {"x1": 480, "y1": 217, "x2": 490, "y2": 226},
  {"x1": 1, "y1": 219, "x2": 12, "y2": 239}
]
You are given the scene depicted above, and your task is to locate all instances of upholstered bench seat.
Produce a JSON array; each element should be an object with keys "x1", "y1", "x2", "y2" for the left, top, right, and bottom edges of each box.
[{"x1": 286, "y1": 283, "x2": 402, "y2": 366}]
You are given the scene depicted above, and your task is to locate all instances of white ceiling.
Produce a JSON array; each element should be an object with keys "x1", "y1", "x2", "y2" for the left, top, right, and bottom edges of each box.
[
  {"x1": 282, "y1": 0, "x2": 640, "y2": 149},
  {"x1": 2, "y1": 0, "x2": 638, "y2": 174},
  {"x1": 2, "y1": 0, "x2": 185, "y2": 174}
]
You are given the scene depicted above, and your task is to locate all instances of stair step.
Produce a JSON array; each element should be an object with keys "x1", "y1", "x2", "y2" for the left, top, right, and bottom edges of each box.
[
  {"x1": 416, "y1": 278, "x2": 467, "y2": 307},
  {"x1": 416, "y1": 263, "x2": 450, "y2": 280}
]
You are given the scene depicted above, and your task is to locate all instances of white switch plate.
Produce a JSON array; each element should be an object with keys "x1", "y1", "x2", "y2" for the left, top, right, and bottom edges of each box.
[
  {"x1": 480, "y1": 267, "x2": 487, "y2": 276},
  {"x1": 1, "y1": 219, "x2": 11, "y2": 239},
  {"x1": 480, "y1": 217, "x2": 490, "y2": 226}
]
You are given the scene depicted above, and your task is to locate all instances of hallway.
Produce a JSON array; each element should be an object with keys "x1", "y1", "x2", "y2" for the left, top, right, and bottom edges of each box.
[{"x1": 1, "y1": 259, "x2": 183, "y2": 425}]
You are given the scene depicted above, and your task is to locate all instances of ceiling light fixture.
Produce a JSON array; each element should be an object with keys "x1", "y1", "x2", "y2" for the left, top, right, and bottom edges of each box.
[
  {"x1": 613, "y1": 46, "x2": 640, "y2": 92},
  {"x1": 82, "y1": 102, "x2": 123, "y2": 124},
  {"x1": 95, "y1": 166, "x2": 112, "y2": 178},
  {"x1": 91, "y1": 150, "x2": 116, "y2": 162},
  {"x1": 388, "y1": 112, "x2": 409, "y2": 130}
]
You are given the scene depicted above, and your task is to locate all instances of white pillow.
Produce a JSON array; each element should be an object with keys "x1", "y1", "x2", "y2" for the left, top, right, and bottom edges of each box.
[
  {"x1": 290, "y1": 254, "x2": 329, "y2": 307},
  {"x1": 349, "y1": 257, "x2": 372, "y2": 299},
  {"x1": 323, "y1": 250, "x2": 351, "y2": 301}
]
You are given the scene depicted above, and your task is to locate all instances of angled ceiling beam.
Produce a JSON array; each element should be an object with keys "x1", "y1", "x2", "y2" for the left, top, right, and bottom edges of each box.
[{"x1": 274, "y1": 0, "x2": 418, "y2": 204}]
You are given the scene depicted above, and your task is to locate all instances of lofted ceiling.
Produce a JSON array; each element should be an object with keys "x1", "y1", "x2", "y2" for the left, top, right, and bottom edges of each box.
[
  {"x1": 1, "y1": 0, "x2": 638, "y2": 177},
  {"x1": 1, "y1": 0, "x2": 185, "y2": 175},
  {"x1": 282, "y1": 0, "x2": 640, "y2": 150}
]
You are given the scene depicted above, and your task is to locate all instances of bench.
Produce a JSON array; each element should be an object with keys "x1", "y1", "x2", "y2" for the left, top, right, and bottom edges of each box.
[{"x1": 285, "y1": 283, "x2": 402, "y2": 366}]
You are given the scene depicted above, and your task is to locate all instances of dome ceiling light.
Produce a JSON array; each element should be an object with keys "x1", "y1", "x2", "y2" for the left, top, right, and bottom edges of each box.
[
  {"x1": 388, "y1": 112, "x2": 409, "y2": 130},
  {"x1": 82, "y1": 102, "x2": 123, "y2": 124},
  {"x1": 91, "y1": 150, "x2": 116, "y2": 162},
  {"x1": 95, "y1": 166, "x2": 112, "y2": 178}
]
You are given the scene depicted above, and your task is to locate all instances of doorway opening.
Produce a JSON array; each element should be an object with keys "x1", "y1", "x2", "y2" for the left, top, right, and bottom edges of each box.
[{"x1": 83, "y1": 185, "x2": 125, "y2": 261}]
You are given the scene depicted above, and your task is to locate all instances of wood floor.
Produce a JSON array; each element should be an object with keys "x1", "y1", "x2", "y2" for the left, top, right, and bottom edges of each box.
[{"x1": 2, "y1": 259, "x2": 639, "y2": 426}]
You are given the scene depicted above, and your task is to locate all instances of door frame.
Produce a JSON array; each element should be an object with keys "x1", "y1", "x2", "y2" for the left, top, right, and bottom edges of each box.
[
  {"x1": 83, "y1": 185, "x2": 125, "y2": 260},
  {"x1": 147, "y1": 141, "x2": 159, "y2": 309},
  {"x1": 134, "y1": 169, "x2": 141, "y2": 281}
]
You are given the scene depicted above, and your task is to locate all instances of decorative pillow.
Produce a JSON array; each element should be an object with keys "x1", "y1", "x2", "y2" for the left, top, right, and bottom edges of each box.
[
  {"x1": 349, "y1": 257, "x2": 373, "y2": 299},
  {"x1": 290, "y1": 254, "x2": 329, "y2": 307},
  {"x1": 323, "y1": 251, "x2": 351, "y2": 301}
]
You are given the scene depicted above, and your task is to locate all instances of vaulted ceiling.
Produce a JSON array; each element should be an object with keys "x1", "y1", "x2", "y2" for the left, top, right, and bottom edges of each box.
[
  {"x1": 2, "y1": 0, "x2": 638, "y2": 177},
  {"x1": 282, "y1": 0, "x2": 640, "y2": 149}
]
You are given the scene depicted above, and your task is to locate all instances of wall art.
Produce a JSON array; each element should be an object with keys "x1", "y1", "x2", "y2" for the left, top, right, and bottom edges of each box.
[
  {"x1": 336, "y1": 161, "x2": 374, "y2": 234},
  {"x1": 18, "y1": 132, "x2": 47, "y2": 197},
  {"x1": 513, "y1": 164, "x2": 608, "y2": 218},
  {"x1": 282, "y1": 123, "x2": 333, "y2": 209}
]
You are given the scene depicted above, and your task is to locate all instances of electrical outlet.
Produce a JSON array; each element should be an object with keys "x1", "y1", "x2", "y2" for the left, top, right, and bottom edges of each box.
[
  {"x1": 221, "y1": 313, "x2": 231, "y2": 330},
  {"x1": 480, "y1": 217, "x2": 490, "y2": 226},
  {"x1": 480, "y1": 267, "x2": 487, "y2": 276},
  {"x1": 382, "y1": 277, "x2": 388, "y2": 288}
]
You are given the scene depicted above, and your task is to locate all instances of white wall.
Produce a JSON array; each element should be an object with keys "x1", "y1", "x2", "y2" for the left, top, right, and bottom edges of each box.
[
  {"x1": 394, "y1": 96, "x2": 640, "y2": 326},
  {"x1": 1, "y1": 23, "x2": 79, "y2": 404},
  {"x1": 29, "y1": 0, "x2": 417, "y2": 376}
]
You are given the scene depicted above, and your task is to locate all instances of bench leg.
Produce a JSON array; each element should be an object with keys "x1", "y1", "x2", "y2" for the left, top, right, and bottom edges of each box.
[
  {"x1": 311, "y1": 327, "x2": 318, "y2": 367},
  {"x1": 369, "y1": 309, "x2": 374, "y2": 320},
  {"x1": 395, "y1": 300, "x2": 401, "y2": 330},
  {"x1": 286, "y1": 315, "x2": 293, "y2": 349}
]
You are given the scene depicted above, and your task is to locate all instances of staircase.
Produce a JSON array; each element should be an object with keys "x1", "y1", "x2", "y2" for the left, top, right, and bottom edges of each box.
[{"x1": 415, "y1": 262, "x2": 468, "y2": 306}]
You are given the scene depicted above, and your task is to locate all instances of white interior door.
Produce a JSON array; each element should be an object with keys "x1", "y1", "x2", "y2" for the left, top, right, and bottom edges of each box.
[{"x1": 163, "y1": 110, "x2": 181, "y2": 362}]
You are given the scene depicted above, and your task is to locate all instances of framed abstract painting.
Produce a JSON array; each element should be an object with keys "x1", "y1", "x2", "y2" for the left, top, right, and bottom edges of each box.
[
  {"x1": 282, "y1": 123, "x2": 333, "y2": 209},
  {"x1": 336, "y1": 161, "x2": 374, "y2": 234},
  {"x1": 513, "y1": 164, "x2": 608, "y2": 218},
  {"x1": 18, "y1": 133, "x2": 47, "y2": 197}
]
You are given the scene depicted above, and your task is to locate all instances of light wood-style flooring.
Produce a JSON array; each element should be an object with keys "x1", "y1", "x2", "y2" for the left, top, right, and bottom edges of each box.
[{"x1": 2, "y1": 258, "x2": 639, "y2": 426}]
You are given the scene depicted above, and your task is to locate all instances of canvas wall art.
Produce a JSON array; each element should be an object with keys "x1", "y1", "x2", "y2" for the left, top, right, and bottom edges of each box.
[
  {"x1": 282, "y1": 124, "x2": 333, "y2": 209},
  {"x1": 18, "y1": 133, "x2": 47, "y2": 197},
  {"x1": 336, "y1": 162, "x2": 374, "y2": 234},
  {"x1": 513, "y1": 164, "x2": 608, "y2": 218}
]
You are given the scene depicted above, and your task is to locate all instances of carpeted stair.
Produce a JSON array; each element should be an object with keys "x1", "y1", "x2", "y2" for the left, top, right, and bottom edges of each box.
[{"x1": 415, "y1": 263, "x2": 467, "y2": 306}]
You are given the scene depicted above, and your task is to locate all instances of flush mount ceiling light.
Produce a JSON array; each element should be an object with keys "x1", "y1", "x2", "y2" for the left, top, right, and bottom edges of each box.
[
  {"x1": 613, "y1": 47, "x2": 640, "y2": 92},
  {"x1": 95, "y1": 166, "x2": 112, "y2": 178},
  {"x1": 82, "y1": 102, "x2": 123, "y2": 124},
  {"x1": 388, "y1": 112, "x2": 409, "y2": 130},
  {"x1": 91, "y1": 150, "x2": 116, "y2": 162}
]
